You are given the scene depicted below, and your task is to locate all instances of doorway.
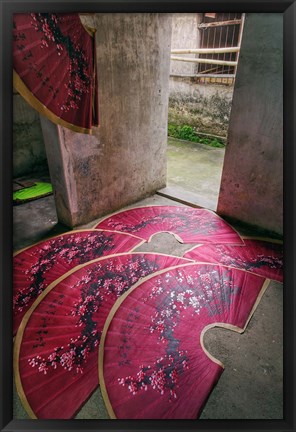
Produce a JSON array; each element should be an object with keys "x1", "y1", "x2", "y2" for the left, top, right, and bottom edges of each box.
[
  {"x1": 13, "y1": 91, "x2": 61, "y2": 251},
  {"x1": 158, "y1": 13, "x2": 245, "y2": 211}
]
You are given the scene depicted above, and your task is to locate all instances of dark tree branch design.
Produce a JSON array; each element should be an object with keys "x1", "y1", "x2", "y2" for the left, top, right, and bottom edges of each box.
[
  {"x1": 30, "y1": 13, "x2": 92, "y2": 112},
  {"x1": 117, "y1": 266, "x2": 240, "y2": 400},
  {"x1": 27, "y1": 256, "x2": 161, "y2": 375},
  {"x1": 13, "y1": 232, "x2": 116, "y2": 314}
]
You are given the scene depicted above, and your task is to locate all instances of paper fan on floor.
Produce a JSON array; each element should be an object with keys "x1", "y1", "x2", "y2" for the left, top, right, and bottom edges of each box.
[
  {"x1": 14, "y1": 252, "x2": 190, "y2": 419},
  {"x1": 94, "y1": 206, "x2": 244, "y2": 245},
  {"x1": 184, "y1": 238, "x2": 283, "y2": 282},
  {"x1": 13, "y1": 229, "x2": 143, "y2": 335},
  {"x1": 13, "y1": 13, "x2": 98, "y2": 134},
  {"x1": 99, "y1": 262, "x2": 269, "y2": 419}
]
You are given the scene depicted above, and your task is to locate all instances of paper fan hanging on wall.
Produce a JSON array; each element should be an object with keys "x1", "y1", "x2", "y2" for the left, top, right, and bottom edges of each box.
[
  {"x1": 14, "y1": 252, "x2": 190, "y2": 419},
  {"x1": 184, "y1": 238, "x2": 283, "y2": 282},
  {"x1": 13, "y1": 230, "x2": 143, "y2": 335},
  {"x1": 13, "y1": 13, "x2": 98, "y2": 134},
  {"x1": 94, "y1": 206, "x2": 244, "y2": 245},
  {"x1": 99, "y1": 263, "x2": 269, "y2": 419}
]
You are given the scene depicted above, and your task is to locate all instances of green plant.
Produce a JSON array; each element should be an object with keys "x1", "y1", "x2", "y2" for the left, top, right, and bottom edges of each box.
[{"x1": 168, "y1": 124, "x2": 225, "y2": 148}]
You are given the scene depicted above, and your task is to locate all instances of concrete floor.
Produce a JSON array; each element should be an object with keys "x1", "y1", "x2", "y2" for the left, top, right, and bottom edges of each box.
[
  {"x1": 13, "y1": 190, "x2": 283, "y2": 420},
  {"x1": 158, "y1": 137, "x2": 225, "y2": 210}
]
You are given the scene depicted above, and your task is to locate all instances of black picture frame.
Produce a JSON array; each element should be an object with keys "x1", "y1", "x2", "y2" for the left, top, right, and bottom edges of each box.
[{"x1": 1, "y1": 1, "x2": 295, "y2": 431}]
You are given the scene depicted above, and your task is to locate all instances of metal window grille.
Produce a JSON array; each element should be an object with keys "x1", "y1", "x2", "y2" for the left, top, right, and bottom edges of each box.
[{"x1": 197, "y1": 12, "x2": 244, "y2": 85}]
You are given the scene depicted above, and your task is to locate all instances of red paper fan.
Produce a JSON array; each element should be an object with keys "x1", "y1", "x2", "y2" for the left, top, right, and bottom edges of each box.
[
  {"x1": 13, "y1": 13, "x2": 98, "y2": 134},
  {"x1": 14, "y1": 252, "x2": 190, "y2": 419},
  {"x1": 99, "y1": 263, "x2": 269, "y2": 419},
  {"x1": 94, "y1": 206, "x2": 244, "y2": 245},
  {"x1": 184, "y1": 238, "x2": 283, "y2": 282},
  {"x1": 13, "y1": 230, "x2": 143, "y2": 335}
]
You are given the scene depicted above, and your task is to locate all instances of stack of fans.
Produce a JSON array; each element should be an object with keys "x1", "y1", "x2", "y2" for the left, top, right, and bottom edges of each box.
[{"x1": 13, "y1": 206, "x2": 283, "y2": 419}]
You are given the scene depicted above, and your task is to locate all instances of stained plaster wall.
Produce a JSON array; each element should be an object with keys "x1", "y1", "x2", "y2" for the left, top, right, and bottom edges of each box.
[
  {"x1": 13, "y1": 93, "x2": 48, "y2": 178},
  {"x1": 41, "y1": 13, "x2": 172, "y2": 227},
  {"x1": 217, "y1": 13, "x2": 283, "y2": 235},
  {"x1": 170, "y1": 13, "x2": 201, "y2": 76},
  {"x1": 169, "y1": 79, "x2": 233, "y2": 136},
  {"x1": 168, "y1": 13, "x2": 233, "y2": 137}
]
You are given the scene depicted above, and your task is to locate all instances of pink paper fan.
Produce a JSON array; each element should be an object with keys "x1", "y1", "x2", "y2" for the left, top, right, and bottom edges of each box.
[
  {"x1": 13, "y1": 230, "x2": 143, "y2": 335},
  {"x1": 100, "y1": 263, "x2": 269, "y2": 419},
  {"x1": 14, "y1": 253, "x2": 190, "y2": 419},
  {"x1": 13, "y1": 13, "x2": 99, "y2": 133},
  {"x1": 184, "y1": 239, "x2": 283, "y2": 282},
  {"x1": 94, "y1": 206, "x2": 244, "y2": 245}
]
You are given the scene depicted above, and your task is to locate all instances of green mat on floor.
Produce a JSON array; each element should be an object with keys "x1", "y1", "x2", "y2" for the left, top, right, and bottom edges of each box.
[{"x1": 13, "y1": 182, "x2": 53, "y2": 204}]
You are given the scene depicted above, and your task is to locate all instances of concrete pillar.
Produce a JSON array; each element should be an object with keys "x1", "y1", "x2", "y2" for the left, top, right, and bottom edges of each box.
[
  {"x1": 41, "y1": 13, "x2": 172, "y2": 228},
  {"x1": 40, "y1": 115, "x2": 100, "y2": 227},
  {"x1": 217, "y1": 13, "x2": 283, "y2": 235}
]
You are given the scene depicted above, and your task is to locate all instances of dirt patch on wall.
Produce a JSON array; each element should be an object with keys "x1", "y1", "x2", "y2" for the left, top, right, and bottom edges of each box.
[{"x1": 168, "y1": 78, "x2": 234, "y2": 137}]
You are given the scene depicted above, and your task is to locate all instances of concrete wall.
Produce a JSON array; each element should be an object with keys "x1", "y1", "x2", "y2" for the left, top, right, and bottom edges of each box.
[
  {"x1": 170, "y1": 13, "x2": 200, "y2": 76},
  {"x1": 41, "y1": 13, "x2": 172, "y2": 227},
  {"x1": 217, "y1": 13, "x2": 283, "y2": 235},
  {"x1": 169, "y1": 78, "x2": 233, "y2": 136},
  {"x1": 168, "y1": 13, "x2": 234, "y2": 137},
  {"x1": 13, "y1": 93, "x2": 48, "y2": 177}
]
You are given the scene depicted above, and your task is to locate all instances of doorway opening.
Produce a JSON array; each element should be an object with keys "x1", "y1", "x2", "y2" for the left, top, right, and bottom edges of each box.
[
  {"x1": 13, "y1": 90, "x2": 62, "y2": 251},
  {"x1": 158, "y1": 12, "x2": 245, "y2": 211}
]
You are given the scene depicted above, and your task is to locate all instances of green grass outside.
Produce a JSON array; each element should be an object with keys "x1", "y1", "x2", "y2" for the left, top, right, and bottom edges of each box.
[{"x1": 168, "y1": 124, "x2": 225, "y2": 148}]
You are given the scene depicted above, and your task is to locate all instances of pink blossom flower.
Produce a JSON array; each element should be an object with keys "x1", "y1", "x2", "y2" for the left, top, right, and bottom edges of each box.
[
  {"x1": 60, "y1": 351, "x2": 75, "y2": 370},
  {"x1": 67, "y1": 250, "x2": 78, "y2": 260},
  {"x1": 48, "y1": 352, "x2": 57, "y2": 362},
  {"x1": 169, "y1": 369, "x2": 178, "y2": 384},
  {"x1": 78, "y1": 305, "x2": 87, "y2": 315},
  {"x1": 137, "y1": 369, "x2": 145, "y2": 381},
  {"x1": 128, "y1": 381, "x2": 138, "y2": 395},
  {"x1": 103, "y1": 279, "x2": 112, "y2": 289},
  {"x1": 38, "y1": 362, "x2": 48, "y2": 374},
  {"x1": 150, "y1": 369, "x2": 166, "y2": 394}
]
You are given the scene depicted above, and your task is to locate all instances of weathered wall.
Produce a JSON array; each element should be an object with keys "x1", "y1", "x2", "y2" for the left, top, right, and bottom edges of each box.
[
  {"x1": 168, "y1": 13, "x2": 233, "y2": 137},
  {"x1": 13, "y1": 93, "x2": 48, "y2": 177},
  {"x1": 41, "y1": 13, "x2": 172, "y2": 227},
  {"x1": 217, "y1": 13, "x2": 283, "y2": 235},
  {"x1": 169, "y1": 78, "x2": 233, "y2": 136},
  {"x1": 170, "y1": 13, "x2": 200, "y2": 76}
]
